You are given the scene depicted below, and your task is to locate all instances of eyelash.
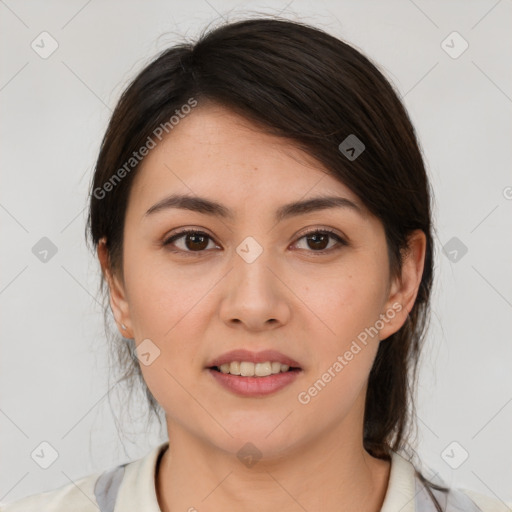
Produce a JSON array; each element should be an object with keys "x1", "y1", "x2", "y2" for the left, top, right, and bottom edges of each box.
[{"x1": 162, "y1": 228, "x2": 348, "y2": 256}]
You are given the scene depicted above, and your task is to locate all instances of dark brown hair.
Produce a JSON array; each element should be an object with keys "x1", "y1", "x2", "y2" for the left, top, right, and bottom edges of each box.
[{"x1": 86, "y1": 15, "x2": 441, "y2": 500}]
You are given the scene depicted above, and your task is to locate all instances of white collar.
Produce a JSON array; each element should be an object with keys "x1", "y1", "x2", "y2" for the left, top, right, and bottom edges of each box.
[{"x1": 111, "y1": 442, "x2": 421, "y2": 512}]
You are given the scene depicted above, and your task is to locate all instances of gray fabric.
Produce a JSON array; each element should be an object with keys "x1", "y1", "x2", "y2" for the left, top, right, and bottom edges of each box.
[
  {"x1": 93, "y1": 464, "x2": 127, "y2": 512},
  {"x1": 415, "y1": 474, "x2": 484, "y2": 511}
]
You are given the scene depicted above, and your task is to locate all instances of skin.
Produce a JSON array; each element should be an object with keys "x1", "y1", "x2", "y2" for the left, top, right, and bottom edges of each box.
[{"x1": 98, "y1": 102, "x2": 426, "y2": 512}]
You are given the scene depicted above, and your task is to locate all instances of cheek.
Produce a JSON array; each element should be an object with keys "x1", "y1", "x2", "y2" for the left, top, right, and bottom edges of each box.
[
  {"x1": 297, "y1": 260, "x2": 387, "y2": 340},
  {"x1": 126, "y1": 262, "x2": 211, "y2": 418},
  {"x1": 124, "y1": 245, "x2": 214, "y2": 338},
  {"x1": 122, "y1": 250, "x2": 216, "y2": 406},
  {"x1": 293, "y1": 257, "x2": 388, "y2": 399},
  {"x1": 294, "y1": 270, "x2": 385, "y2": 414}
]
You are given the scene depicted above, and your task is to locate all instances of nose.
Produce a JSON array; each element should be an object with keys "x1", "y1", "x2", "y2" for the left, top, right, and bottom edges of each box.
[{"x1": 219, "y1": 246, "x2": 291, "y2": 332}]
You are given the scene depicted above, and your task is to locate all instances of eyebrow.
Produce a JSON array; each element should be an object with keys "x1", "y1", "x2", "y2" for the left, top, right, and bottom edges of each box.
[{"x1": 144, "y1": 193, "x2": 363, "y2": 222}]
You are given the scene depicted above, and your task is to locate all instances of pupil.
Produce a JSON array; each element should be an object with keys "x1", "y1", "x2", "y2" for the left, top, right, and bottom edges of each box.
[
  {"x1": 308, "y1": 233, "x2": 328, "y2": 250},
  {"x1": 187, "y1": 233, "x2": 208, "y2": 251}
]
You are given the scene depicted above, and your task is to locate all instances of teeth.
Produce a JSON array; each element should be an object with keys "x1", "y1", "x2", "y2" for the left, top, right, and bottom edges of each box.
[
  {"x1": 271, "y1": 361, "x2": 281, "y2": 374},
  {"x1": 217, "y1": 361, "x2": 292, "y2": 376},
  {"x1": 228, "y1": 361, "x2": 240, "y2": 375}
]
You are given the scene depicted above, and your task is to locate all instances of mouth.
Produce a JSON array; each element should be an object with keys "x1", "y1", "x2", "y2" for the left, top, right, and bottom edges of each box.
[
  {"x1": 208, "y1": 362, "x2": 302, "y2": 377},
  {"x1": 206, "y1": 360, "x2": 303, "y2": 397},
  {"x1": 205, "y1": 349, "x2": 303, "y2": 396},
  {"x1": 206, "y1": 349, "x2": 302, "y2": 372}
]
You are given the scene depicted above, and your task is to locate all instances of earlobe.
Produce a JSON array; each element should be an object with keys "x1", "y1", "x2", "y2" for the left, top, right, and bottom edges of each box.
[
  {"x1": 379, "y1": 229, "x2": 427, "y2": 341},
  {"x1": 97, "y1": 237, "x2": 133, "y2": 337}
]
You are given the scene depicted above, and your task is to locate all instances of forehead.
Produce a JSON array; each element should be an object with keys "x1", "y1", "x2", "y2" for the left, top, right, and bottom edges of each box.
[{"x1": 127, "y1": 103, "x2": 365, "y2": 218}]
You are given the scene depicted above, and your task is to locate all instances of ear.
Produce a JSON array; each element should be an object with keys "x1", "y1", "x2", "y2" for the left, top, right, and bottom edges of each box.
[
  {"x1": 378, "y1": 229, "x2": 427, "y2": 341},
  {"x1": 97, "y1": 237, "x2": 133, "y2": 338}
]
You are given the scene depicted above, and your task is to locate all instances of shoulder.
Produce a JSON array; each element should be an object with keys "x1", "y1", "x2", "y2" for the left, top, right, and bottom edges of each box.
[
  {"x1": 0, "y1": 442, "x2": 168, "y2": 512},
  {"x1": 384, "y1": 451, "x2": 511, "y2": 512},
  {"x1": 419, "y1": 482, "x2": 511, "y2": 512},
  {"x1": 0, "y1": 469, "x2": 105, "y2": 512},
  {"x1": 460, "y1": 488, "x2": 512, "y2": 512},
  {"x1": 416, "y1": 467, "x2": 511, "y2": 512}
]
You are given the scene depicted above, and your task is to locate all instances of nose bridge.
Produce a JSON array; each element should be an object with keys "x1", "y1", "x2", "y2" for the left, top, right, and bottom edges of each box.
[
  {"x1": 219, "y1": 234, "x2": 290, "y2": 329},
  {"x1": 232, "y1": 234, "x2": 275, "y2": 300}
]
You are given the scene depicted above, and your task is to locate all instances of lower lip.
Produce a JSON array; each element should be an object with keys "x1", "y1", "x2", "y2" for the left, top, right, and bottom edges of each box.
[{"x1": 207, "y1": 368, "x2": 301, "y2": 397}]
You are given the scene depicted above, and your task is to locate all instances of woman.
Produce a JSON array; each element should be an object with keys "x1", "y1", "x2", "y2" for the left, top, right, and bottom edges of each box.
[{"x1": 2, "y1": 16, "x2": 507, "y2": 512}]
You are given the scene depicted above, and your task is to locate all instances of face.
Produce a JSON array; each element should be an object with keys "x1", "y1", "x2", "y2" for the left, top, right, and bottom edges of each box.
[{"x1": 101, "y1": 103, "x2": 423, "y2": 459}]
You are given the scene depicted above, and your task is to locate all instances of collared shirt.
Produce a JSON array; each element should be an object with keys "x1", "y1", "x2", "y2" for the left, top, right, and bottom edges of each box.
[{"x1": 1, "y1": 441, "x2": 509, "y2": 511}]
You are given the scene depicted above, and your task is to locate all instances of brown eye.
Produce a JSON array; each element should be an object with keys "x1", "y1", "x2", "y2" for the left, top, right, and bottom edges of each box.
[
  {"x1": 164, "y1": 228, "x2": 347, "y2": 256},
  {"x1": 305, "y1": 232, "x2": 329, "y2": 250},
  {"x1": 294, "y1": 229, "x2": 347, "y2": 254},
  {"x1": 164, "y1": 230, "x2": 217, "y2": 253},
  {"x1": 184, "y1": 232, "x2": 209, "y2": 250}
]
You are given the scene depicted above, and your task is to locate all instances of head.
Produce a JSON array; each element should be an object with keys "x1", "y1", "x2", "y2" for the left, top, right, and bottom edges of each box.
[{"x1": 86, "y1": 17, "x2": 433, "y2": 462}]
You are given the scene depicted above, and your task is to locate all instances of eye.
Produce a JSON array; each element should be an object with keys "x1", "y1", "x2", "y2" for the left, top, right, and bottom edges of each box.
[
  {"x1": 293, "y1": 229, "x2": 347, "y2": 254},
  {"x1": 163, "y1": 229, "x2": 219, "y2": 254},
  {"x1": 163, "y1": 228, "x2": 348, "y2": 255}
]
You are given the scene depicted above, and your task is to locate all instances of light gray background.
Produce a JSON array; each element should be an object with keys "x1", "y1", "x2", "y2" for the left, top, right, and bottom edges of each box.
[{"x1": 1, "y1": 0, "x2": 511, "y2": 506}]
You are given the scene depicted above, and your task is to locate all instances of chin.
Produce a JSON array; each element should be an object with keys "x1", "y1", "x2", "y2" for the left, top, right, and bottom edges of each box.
[{"x1": 205, "y1": 424, "x2": 301, "y2": 461}]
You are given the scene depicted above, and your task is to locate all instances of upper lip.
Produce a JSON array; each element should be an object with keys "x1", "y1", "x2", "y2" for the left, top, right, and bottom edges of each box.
[{"x1": 206, "y1": 349, "x2": 302, "y2": 369}]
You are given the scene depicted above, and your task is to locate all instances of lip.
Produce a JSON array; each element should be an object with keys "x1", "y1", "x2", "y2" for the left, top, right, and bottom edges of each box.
[
  {"x1": 207, "y1": 367, "x2": 302, "y2": 397},
  {"x1": 206, "y1": 349, "x2": 302, "y2": 369}
]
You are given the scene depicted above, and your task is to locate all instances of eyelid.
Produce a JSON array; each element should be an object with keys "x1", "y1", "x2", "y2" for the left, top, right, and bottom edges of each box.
[
  {"x1": 292, "y1": 227, "x2": 348, "y2": 253},
  {"x1": 295, "y1": 226, "x2": 348, "y2": 243},
  {"x1": 163, "y1": 228, "x2": 219, "y2": 254},
  {"x1": 163, "y1": 226, "x2": 348, "y2": 255}
]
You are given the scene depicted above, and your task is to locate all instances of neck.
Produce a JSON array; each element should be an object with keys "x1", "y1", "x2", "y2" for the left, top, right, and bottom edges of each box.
[{"x1": 156, "y1": 419, "x2": 391, "y2": 512}]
